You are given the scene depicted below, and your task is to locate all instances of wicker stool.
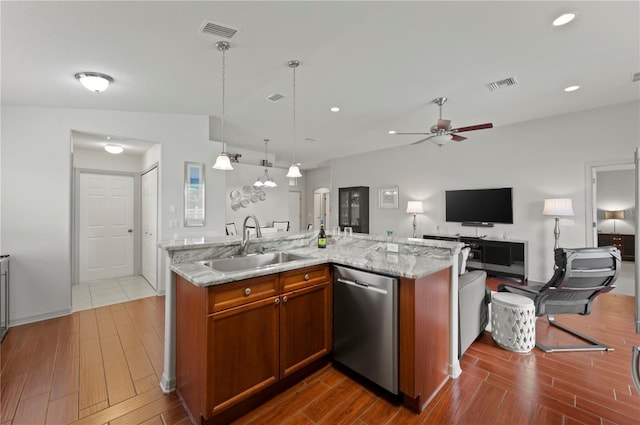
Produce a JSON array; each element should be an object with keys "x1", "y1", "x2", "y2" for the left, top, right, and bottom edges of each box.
[{"x1": 491, "y1": 292, "x2": 536, "y2": 353}]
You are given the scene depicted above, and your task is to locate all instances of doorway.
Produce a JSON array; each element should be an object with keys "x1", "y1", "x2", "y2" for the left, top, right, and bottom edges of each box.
[
  {"x1": 588, "y1": 161, "x2": 635, "y2": 297},
  {"x1": 288, "y1": 191, "x2": 301, "y2": 232},
  {"x1": 141, "y1": 166, "x2": 158, "y2": 289},
  {"x1": 313, "y1": 188, "x2": 330, "y2": 230}
]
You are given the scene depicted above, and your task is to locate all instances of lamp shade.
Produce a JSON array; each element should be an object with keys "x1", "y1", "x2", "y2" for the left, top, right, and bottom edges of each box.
[
  {"x1": 286, "y1": 164, "x2": 302, "y2": 178},
  {"x1": 406, "y1": 201, "x2": 424, "y2": 214},
  {"x1": 212, "y1": 153, "x2": 233, "y2": 170},
  {"x1": 605, "y1": 210, "x2": 624, "y2": 220},
  {"x1": 543, "y1": 198, "x2": 574, "y2": 216}
]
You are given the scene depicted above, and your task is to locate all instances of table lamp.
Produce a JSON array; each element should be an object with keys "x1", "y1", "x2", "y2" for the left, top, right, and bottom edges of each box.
[
  {"x1": 406, "y1": 201, "x2": 424, "y2": 238},
  {"x1": 542, "y1": 198, "x2": 574, "y2": 251},
  {"x1": 604, "y1": 210, "x2": 624, "y2": 234}
]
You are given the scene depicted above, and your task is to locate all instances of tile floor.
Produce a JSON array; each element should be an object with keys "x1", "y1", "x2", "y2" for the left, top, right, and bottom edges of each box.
[{"x1": 71, "y1": 275, "x2": 157, "y2": 312}]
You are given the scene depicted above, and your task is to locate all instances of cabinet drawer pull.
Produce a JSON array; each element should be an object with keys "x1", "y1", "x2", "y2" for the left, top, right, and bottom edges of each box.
[
  {"x1": 274, "y1": 298, "x2": 280, "y2": 305},
  {"x1": 282, "y1": 296, "x2": 288, "y2": 303},
  {"x1": 244, "y1": 288, "x2": 251, "y2": 297},
  {"x1": 304, "y1": 274, "x2": 310, "y2": 281}
]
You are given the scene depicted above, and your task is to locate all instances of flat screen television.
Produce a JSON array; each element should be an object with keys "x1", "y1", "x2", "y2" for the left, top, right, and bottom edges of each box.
[{"x1": 445, "y1": 187, "x2": 513, "y2": 226}]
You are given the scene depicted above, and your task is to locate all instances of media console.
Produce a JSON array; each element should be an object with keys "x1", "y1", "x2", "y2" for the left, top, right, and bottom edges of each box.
[{"x1": 423, "y1": 234, "x2": 528, "y2": 282}]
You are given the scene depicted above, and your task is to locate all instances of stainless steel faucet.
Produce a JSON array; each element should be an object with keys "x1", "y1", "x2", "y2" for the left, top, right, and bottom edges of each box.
[{"x1": 241, "y1": 215, "x2": 262, "y2": 254}]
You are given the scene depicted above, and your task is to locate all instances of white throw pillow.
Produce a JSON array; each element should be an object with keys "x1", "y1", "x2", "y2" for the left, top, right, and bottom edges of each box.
[{"x1": 459, "y1": 247, "x2": 470, "y2": 275}]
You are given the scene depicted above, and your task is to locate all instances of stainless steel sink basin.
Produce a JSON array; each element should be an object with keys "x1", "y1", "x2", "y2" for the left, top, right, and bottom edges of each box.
[{"x1": 199, "y1": 251, "x2": 310, "y2": 273}]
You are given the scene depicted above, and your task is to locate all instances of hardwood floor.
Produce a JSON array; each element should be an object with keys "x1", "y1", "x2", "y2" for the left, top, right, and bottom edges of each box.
[{"x1": 1, "y1": 280, "x2": 639, "y2": 424}]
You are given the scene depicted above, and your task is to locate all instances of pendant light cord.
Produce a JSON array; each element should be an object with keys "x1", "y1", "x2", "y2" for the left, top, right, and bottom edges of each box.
[
  {"x1": 292, "y1": 64, "x2": 296, "y2": 164},
  {"x1": 221, "y1": 45, "x2": 226, "y2": 153}
]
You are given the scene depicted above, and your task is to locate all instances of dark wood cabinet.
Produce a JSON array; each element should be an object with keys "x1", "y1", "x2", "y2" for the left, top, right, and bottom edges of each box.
[
  {"x1": 598, "y1": 233, "x2": 635, "y2": 261},
  {"x1": 339, "y1": 186, "x2": 369, "y2": 234},
  {"x1": 423, "y1": 234, "x2": 528, "y2": 281},
  {"x1": 176, "y1": 264, "x2": 332, "y2": 424}
]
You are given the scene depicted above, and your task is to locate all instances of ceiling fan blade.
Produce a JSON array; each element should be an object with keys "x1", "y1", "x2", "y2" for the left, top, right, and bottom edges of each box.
[
  {"x1": 451, "y1": 134, "x2": 467, "y2": 142},
  {"x1": 410, "y1": 137, "x2": 433, "y2": 145},
  {"x1": 453, "y1": 123, "x2": 493, "y2": 133},
  {"x1": 392, "y1": 132, "x2": 430, "y2": 135},
  {"x1": 436, "y1": 119, "x2": 451, "y2": 130}
]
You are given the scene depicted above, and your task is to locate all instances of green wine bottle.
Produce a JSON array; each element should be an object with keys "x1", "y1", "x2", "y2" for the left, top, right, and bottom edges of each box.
[{"x1": 318, "y1": 220, "x2": 327, "y2": 248}]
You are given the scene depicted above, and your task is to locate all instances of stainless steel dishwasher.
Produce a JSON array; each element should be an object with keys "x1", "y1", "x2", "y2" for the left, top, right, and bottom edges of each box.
[{"x1": 333, "y1": 265, "x2": 398, "y2": 394}]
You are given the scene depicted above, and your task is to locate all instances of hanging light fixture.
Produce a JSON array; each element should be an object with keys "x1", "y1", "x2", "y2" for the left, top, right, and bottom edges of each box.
[
  {"x1": 286, "y1": 60, "x2": 302, "y2": 178},
  {"x1": 212, "y1": 41, "x2": 233, "y2": 171},
  {"x1": 254, "y1": 139, "x2": 277, "y2": 188}
]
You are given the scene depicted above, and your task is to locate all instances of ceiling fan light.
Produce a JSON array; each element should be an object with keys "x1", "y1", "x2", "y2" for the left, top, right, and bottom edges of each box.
[
  {"x1": 104, "y1": 144, "x2": 124, "y2": 154},
  {"x1": 564, "y1": 85, "x2": 580, "y2": 92},
  {"x1": 75, "y1": 72, "x2": 113, "y2": 93},
  {"x1": 264, "y1": 178, "x2": 277, "y2": 188},
  {"x1": 430, "y1": 135, "x2": 452, "y2": 146},
  {"x1": 253, "y1": 178, "x2": 264, "y2": 188},
  {"x1": 388, "y1": 130, "x2": 397, "y2": 134},
  {"x1": 213, "y1": 153, "x2": 233, "y2": 170},
  {"x1": 286, "y1": 164, "x2": 302, "y2": 178}
]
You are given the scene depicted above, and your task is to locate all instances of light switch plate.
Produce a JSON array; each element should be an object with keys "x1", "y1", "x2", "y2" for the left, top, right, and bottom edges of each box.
[{"x1": 169, "y1": 204, "x2": 176, "y2": 213}]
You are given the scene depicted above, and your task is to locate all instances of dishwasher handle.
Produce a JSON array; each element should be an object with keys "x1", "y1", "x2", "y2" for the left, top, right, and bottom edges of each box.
[{"x1": 336, "y1": 277, "x2": 388, "y2": 295}]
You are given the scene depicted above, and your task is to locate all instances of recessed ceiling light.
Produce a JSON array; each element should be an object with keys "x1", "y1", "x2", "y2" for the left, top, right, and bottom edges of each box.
[
  {"x1": 104, "y1": 144, "x2": 124, "y2": 154},
  {"x1": 553, "y1": 13, "x2": 576, "y2": 27},
  {"x1": 74, "y1": 72, "x2": 113, "y2": 92},
  {"x1": 388, "y1": 130, "x2": 397, "y2": 134},
  {"x1": 330, "y1": 107, "x2": 340, "y2": 112},
  {"x1": 564, "y1": 85, "x2": 580, "y2": 92}
]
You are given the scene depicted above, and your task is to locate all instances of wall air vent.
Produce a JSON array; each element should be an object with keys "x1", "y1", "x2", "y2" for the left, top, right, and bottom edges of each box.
[
  {"x1": 266, "y1": 93, "x2": 285, "y2": 102},
  {"x1": 632, "y1": 72, "x2": 640, "y2": 83},
  {"x1": 199, "y1": 20, "x2": 241, "y2": 39},
  {"x1": 486, "y1": 77, "x2": 518, "y2": 92}
]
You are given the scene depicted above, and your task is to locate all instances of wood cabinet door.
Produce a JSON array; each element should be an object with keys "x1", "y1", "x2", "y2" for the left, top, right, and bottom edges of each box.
[
  {"x1": 206, "y1": 296, "x2": 280, "y2": 417},
  {"x1": 279, "y1": 282, "x2": 332, "y2": 378}
]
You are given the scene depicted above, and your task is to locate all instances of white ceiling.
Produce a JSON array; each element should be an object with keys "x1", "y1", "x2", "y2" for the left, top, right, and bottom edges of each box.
[{"x1": 2, "y1": 1, "x2": 639, "y2": 169}]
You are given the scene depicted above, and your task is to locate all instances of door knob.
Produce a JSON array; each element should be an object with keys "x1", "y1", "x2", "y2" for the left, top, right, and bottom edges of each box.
[{"x1": 128, "y1": 229, "x2": 133, "y2": 233}]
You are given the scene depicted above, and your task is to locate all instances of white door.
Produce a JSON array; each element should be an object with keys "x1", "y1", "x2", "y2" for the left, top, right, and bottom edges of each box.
[
  {"x1": 79, "y1": 173, "x2": 134, "y2": 282},
  {"x1": 288, "y1": 191, "x2": 301, "y2": 231},
  {"x1": 142, "y1": 167, "x2": 158, "y2": 289},
  {"x1": 314, "y1": 192, "x2": 322, "y2": 230}
]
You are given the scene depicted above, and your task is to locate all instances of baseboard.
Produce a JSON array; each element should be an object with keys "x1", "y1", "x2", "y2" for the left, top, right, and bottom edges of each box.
[{"x1": 10, "y1": 308, "x2": 72, "y2": 327}]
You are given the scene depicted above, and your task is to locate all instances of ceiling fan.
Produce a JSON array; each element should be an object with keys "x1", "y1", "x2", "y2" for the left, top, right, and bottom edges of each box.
[{"x1": 390, "y1": 97, "x2": 493, "y2": 146}]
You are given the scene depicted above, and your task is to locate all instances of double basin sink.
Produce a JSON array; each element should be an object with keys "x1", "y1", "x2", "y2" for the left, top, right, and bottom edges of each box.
[{"x1": 199, "y1": 251, "x2": 311, "y2": 274}]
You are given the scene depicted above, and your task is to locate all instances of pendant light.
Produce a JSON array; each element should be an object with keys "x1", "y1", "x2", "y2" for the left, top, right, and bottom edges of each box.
[
  {"x1": 254, "y1": 139, "x2": 277, "y2": 188},
  {"x1": 212, "y1": 41, "x2": 233, "y2": 171},
  {"x1": 286, "y1": 60, "x2": 302, "y2": 178}
]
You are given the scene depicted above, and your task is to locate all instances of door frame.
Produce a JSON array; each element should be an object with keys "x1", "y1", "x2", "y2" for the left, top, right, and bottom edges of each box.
[
  {"x1": 141, "y1": 163, "x2": 159, "y2": 288},
  {"x1": 585, "y1": 159, "x2": 634, "y2": 247},
  {"x1": 72, "y1": 168, "x2": 141, "y2": 285}
]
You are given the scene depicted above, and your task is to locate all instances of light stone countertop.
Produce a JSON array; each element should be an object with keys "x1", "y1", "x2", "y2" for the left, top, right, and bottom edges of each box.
[{"x1": 166, "y1": 232, "x2": 461, "y2": 287}]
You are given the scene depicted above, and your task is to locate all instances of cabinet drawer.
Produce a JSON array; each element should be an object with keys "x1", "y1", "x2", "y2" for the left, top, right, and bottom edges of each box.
[
  {"x1": 207, "y1": 274, "x2": 279, "y2": 313},
  {"x1": 612, "y1": 236, "x2": 623, "y2": 242},
  {"x1": 281, "y1": 264, "x2": 330, "y2": 292}
]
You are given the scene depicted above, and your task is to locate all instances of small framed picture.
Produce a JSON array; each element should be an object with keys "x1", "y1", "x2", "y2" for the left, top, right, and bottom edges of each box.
[
  {"x1": 379, "y1": 186, "x2": 399, "y2": 209},
  {"x1": 184, "y1": 162, "x2": 205, "y2": 227}
]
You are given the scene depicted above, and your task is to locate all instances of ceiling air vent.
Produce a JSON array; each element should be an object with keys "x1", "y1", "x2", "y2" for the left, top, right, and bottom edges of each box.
[
  {"x1": 486, "y1": 77, "x2": 518, "y2": 92},
  {"x1": 199, "y1": 20, "x2": 241, "y2": 39},
  {"x1": 266, "y1": 93, "x2": 284, "y2": 102},
  {"x1": 632, "y1": 72, "x2": 640, "y2": 83}
]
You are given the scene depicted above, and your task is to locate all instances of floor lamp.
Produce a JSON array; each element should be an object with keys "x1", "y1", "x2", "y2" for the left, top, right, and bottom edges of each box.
[
  {"x1": 543, "y1": 198, "x2": 575, "y2": 251},
  {"x1": 406, "y1": 201, "x2": 424, "y2": 238}
]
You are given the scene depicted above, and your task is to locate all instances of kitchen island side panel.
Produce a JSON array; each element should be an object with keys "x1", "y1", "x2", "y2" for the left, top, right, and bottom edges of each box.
[
  {"x1": 399, "y1": 267, "x2": 451, "y2": 412},
  {"x1": 176, "y1": 274, "x2": 207, "y2": 423}
]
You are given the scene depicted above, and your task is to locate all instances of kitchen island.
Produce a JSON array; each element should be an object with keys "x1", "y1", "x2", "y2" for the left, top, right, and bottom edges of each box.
[{"x1": 159, "y1": 231, "x2": 463, "y2": 423}]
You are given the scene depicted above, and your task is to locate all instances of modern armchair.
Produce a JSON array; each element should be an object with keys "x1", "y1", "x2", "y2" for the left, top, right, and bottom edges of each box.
[{"x1": 498, "y1": 246, "x2": 620, "y2": 352}]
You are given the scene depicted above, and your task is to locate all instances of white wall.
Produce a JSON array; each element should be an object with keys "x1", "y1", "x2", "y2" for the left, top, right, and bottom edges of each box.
[
  {"x1": 225, "y1": 163, "x2": 290, "y2": 231},
  {"x1": 73, "y1": 147, "x2": 144, "y2": 172},
  {"x1": 1, "y1": 105, "x2": 225, "y2": 324},
  {"x1": 596, "y1": 169, "x2": 635, "y2": 234},
  {"x1": 330, "y1": 101, "x2": 640, "y2": 283}
]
